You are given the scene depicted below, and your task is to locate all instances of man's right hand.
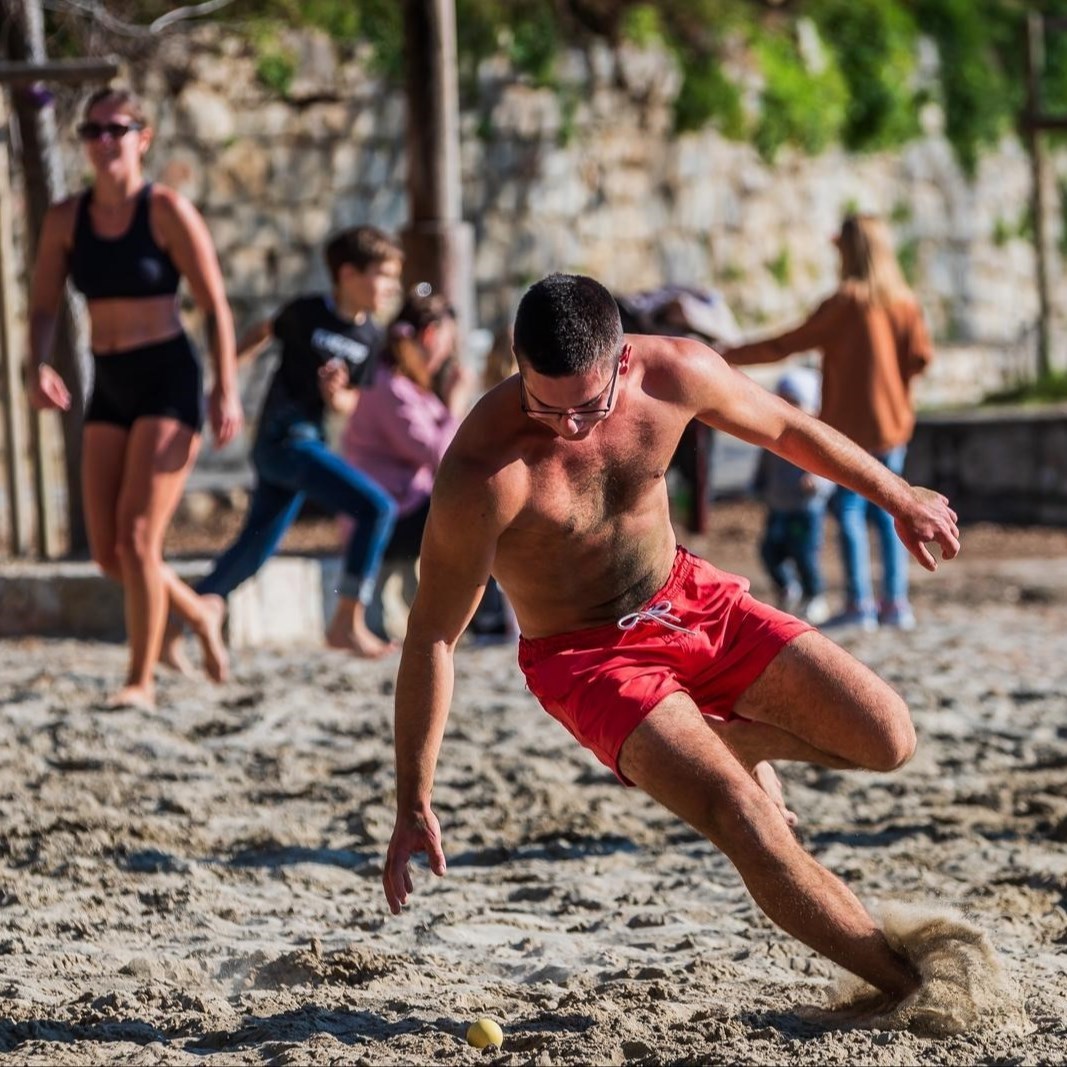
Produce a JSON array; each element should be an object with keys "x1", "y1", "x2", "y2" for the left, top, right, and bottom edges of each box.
[
  {"x1": 28, "y1": 363, "x2": 71, "y2": 412},
  {"x1": 383, "y1": 807, "x2": 447, "y2": 915}
]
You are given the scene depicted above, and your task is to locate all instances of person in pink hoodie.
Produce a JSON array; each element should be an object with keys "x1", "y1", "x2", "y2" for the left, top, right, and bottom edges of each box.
[{"x1": 337, "y1": 286, "x2": 473, "y2": 563}]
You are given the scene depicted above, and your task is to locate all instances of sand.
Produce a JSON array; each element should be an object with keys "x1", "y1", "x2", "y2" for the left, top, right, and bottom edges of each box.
[{"x1": 1, "y1": 511, "x2": 1066, "y2": 1064}]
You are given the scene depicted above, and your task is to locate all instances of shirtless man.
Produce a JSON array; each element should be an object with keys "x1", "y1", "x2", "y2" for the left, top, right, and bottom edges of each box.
[{"x1": 383, "y1": 274, "x2": 960, "y2": 1001}]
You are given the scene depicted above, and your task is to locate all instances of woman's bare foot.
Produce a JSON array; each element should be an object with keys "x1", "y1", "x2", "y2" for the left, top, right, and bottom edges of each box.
[
  {"x1": 325, "y1": 620, "x2": 396, "y2": 659},
  {"x1": 752, "y1": 760, "x2": 798, "y2": 827},
  {"x1": 192, "y1": 594, "x2": 229, "y2": 683},
  {"x1": 160, "y1": 617, "x2": 194, "y2": 677},
  {"x1": 101, "y1": 683, "x2": 156, "y2": 711}
]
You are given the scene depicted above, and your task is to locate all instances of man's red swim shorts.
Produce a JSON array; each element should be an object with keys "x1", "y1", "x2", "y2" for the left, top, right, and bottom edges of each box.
[{"x1": 517, "y1": 546, "x2": 813, "y2": 784}]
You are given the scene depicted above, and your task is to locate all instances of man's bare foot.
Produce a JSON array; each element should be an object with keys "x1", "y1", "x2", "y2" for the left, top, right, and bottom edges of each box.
[
  {"x1": 324, "y1": 622, "x2": 396, "y2": 659},
  {"x1": 192, "y1": 594, "x2": 229, "y2": 683},
  {"x1": 753, "y1": 760, "x2": 798, "y2": 827},
  {"x1": 160, "y1": 618, "x2": 194, "y2": 677},
  {"x1": 101, "y1": 683, "x2": 156, "y2": 711}
]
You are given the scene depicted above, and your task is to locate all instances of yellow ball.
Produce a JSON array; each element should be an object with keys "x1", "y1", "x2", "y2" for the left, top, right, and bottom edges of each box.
[{"x1": 466, "y1": 1017, "x2": 504, "y2": 1049}]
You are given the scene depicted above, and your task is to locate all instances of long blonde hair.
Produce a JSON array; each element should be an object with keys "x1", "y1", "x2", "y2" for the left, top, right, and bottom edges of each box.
[{"x1": 836, "y1": 214, "x2": 913, "y2": 307}]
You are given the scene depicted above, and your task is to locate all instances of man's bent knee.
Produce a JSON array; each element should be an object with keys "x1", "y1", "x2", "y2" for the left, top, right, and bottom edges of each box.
[{"x1": 867, "y1": 690, "x2": 916, "y2": 772}]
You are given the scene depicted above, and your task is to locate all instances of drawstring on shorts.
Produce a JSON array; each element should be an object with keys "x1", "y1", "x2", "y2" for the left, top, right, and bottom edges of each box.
[{"x1": 617, "y1": 600, "x2": 697, "y2": 636}]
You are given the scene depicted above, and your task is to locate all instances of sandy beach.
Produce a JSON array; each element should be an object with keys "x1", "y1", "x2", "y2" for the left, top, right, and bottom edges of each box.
[{"x1": 1, "y1": 504, "x2": 1066, "y2": 1064}]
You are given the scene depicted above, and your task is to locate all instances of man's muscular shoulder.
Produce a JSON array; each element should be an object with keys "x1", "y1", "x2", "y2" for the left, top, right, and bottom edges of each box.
[
  {"x1": 434, "y1": 383, "x2": 529, "y2": 527},
  {"x1": 629, "y1": 333, "x2": 730, "y2": 413}
]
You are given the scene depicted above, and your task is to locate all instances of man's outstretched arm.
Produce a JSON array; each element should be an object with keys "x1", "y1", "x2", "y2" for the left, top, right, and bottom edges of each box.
[
  {"x1": 383, "y1": 454, "x2": 505, "y2": 914},
  {"x1": 683, "y1": 341, "x2": 960, "y2": 570}
]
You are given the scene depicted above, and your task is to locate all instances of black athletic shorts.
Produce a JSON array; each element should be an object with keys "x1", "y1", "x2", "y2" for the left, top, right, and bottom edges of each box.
[{"x1": 85, "y1": 332, "x2": 204, "y2": 432}]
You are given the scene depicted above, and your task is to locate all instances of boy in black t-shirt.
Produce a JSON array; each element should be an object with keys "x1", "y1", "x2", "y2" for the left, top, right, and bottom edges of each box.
[{"x1": 173, "y1": 227, "x2": 403, "y2": 660}]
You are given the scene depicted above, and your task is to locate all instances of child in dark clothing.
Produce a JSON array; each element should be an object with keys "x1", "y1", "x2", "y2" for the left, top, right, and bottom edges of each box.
[
  {"x1": 166, "y1": 226, "x2": 403, "y2": 661},
  {"x1": 754, "y1": 368, "x2": 833, "y2": 624}
]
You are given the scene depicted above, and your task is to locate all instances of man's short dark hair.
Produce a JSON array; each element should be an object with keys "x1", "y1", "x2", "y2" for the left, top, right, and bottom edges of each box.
[
  {"x1": 513, "y1": 273, "x2": 623, "y2": 376},
  {"x1": 324, "y1": 226, "x2": 403, "y2": 282}
]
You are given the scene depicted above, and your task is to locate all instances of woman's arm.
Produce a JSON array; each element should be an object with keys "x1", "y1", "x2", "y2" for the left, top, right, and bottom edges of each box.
[
  {"x1": 26, "y1": 201, "x2": 75, "y2": 411},
  {"x1": 155, "y1": 186, "x2": 243, "y2": 446},
  {"x1": 723, "y1": 295, "x2": 844, "y2": 367}
]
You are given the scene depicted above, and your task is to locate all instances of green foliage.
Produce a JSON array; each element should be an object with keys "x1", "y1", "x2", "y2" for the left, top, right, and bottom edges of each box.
[
  {"x1": 811, "y1": 0, "x2": 921, "y2": 152},
  {"x1": 984, "y1": 372, "x2": 1067, "y2": 406},
  {"x1": 507, "y1": 5, "x2": 559, "y2": 87},
  {"x1": 255, "y1": 0, "x2": 361, "y2": 41},
  {"x1": 765, "y1": 247, "x2": 792, "y2": 287},
  {"x1": 718, "y1": 261, "x2": 746, "y2": 283},
  {"x1": 1016, "y1": 203, "x2": 1034, "y2": 243},
  {"x1": 557, "y1": 86, "x2": 581, "y2": 147},
  {"x1": 674, "y1": 55, "x2": 745, "y2": 137},
  {"x1": 349, "y1": 1, "x2": 404, "y2": 79},
  {"x1": 753, "y1": 31, "x2": 848, "y2": 161},
  {"x1": 992, "y1": 216, "x2": 1013, "y2": 247},
  {"x1": 620, "y1": 5, "x2": 668, "y2": 48},
  {"x1": 46, "y1": 0, "x2": 1067, "y2": 174},
  {"x1": 1060, "y1": 177, "x2": 1067, "y2": 260},
  {"x1": 897, "y1": 237, "x2": 920, "y2": 284},
  {"x1": 249, "y1": 23, "x2": 297, "y2": 96},
  {"x1": 890, "y1": 199, "x2": 913, "y2": 224}
]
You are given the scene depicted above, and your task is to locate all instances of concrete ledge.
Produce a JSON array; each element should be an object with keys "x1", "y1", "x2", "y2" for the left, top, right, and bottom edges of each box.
[
  {"x1": 907, "y1": 404, "x2": 1067, "y2": 524},
  {"x1": 0, "y1": 556, "x2": 340, "y2": 648}
]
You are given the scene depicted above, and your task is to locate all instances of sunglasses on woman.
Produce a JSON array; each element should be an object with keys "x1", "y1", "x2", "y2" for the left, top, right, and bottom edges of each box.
[{"x1": 77, "y1": 121, "x2": 144, "y2": 141}]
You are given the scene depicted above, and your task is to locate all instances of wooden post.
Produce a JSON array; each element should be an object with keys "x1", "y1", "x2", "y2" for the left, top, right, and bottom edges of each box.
[
  {"x1": 1024, "y1": 12, "x2": 1053, "y2": 382},
  {"x1": 0, "y1": 91, "x2": 34, "y2": 555},
  {"x1": 401, "y1": 0, "x2": 474, "y2": 349},
  {"x1": 0, "y1": 0, "x2": 103, "y2": 556}
]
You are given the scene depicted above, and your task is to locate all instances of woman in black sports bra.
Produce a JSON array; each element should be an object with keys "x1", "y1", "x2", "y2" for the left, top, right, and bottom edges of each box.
[{"x1": 28, "y1": 87, "x2": 244, "y2": 710}]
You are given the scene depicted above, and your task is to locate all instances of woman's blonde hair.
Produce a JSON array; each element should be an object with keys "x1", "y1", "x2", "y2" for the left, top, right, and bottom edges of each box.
[{"x1": 836, "y1": 213, "x2": 913, "y2": 307}]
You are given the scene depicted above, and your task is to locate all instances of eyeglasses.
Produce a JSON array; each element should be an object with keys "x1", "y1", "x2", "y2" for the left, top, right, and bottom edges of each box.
[
  {"x1": 77, "y1": 121, "x2": 144, "y2": 142},
  {"x1": 520, "y1": 353, "x2": 622, "y2": 429}
]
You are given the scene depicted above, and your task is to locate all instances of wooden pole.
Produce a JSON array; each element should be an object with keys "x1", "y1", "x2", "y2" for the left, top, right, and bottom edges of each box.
[
  {"x1": 1024, "y1": 12, "x2": 1052, "y2": 382},
  {"x1": 401, "y1": 0, "x2": 474, "y2": 350},
  {"x1": 0, "y1": 58, "x2": 118, "y2": 85},
  {"x1": 0, "y1": 91, "x2": 34, "y2": 555},
  {"x1": 1, "y1": 0, "x2": 95, "y2": 556}
]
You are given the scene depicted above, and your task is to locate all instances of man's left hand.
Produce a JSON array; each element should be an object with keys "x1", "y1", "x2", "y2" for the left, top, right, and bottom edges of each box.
[{"x1": 894, "y1": 487, "x2": 960, "y2": 571}]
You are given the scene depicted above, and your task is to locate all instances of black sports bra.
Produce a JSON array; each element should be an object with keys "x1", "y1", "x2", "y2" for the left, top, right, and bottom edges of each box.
[{"x1": 68, "y1": 183, "x2": 181, "y2": 300}]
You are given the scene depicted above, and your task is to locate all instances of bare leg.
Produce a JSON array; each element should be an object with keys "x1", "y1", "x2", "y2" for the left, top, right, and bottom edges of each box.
[
  {"x1": 82, "y1": 425, "x2": 143, "y2": 706},
  {"x1": 160, "y1": 577, "x2": 229, "y2": 682},
  {"x1": 83, "y1": 424, "x2": 224, "y2": 688},
  {"x1": 728, "y1": 630, "x2": 915, "y2": 824},
  {"x1": 326, "y1": 595, "x2": 395, "y2": 659},
  {"x1": 111, "y1": 418, "x2": 200, "y2": 709},
  {"x1": 158, "y1": 613, "x2": 195, "y2": 677},
  {"x1": 618, "y1": 691, "x2": 920, "y2": 999}
]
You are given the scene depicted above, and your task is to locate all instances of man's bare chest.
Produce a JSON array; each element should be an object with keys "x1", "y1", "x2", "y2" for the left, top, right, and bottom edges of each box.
[{"x1": 521, "y1": 425, "x2": 673, "y2": 537}]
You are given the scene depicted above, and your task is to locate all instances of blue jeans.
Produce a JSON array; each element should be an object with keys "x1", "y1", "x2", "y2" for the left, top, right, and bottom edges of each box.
[
  {"x1": 830, "y1": 445, "x2": 908, "y2": 611},
  {"x1": 760, "y1": 506, "x2": 826, "y2": 598},
  {"x1": 199, "y1": 412, "x2": 396, "y2": 604}
]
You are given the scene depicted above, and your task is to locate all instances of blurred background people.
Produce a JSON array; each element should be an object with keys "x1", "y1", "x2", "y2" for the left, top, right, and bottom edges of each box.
[
  {"x1": 464, "y1": 328, "x2": 520, "y2": 642},
  {"x1": 338, "y1": 285, "x2": 472, "y2": 638},
  {"x1": 28, "y1": 86, "x2": 243, "y2": 709},
  {"x1": 724, "y1": 213, "x2": 933, "y2": 630},
  {"x1": 753, "y1": 368, "x2": 833, "y2": 625},
  {"x1": 174, "y1": 226, "x2": 402, "y2": 659}
]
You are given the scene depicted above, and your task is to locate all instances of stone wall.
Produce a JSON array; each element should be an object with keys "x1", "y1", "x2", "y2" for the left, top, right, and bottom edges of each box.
[
  {"x1": 41, "y1": 29, "x2": 1061, "y2": 354},
  {"x1": 23, "y1": 25, "x2": 1067, "y2": 458}
]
